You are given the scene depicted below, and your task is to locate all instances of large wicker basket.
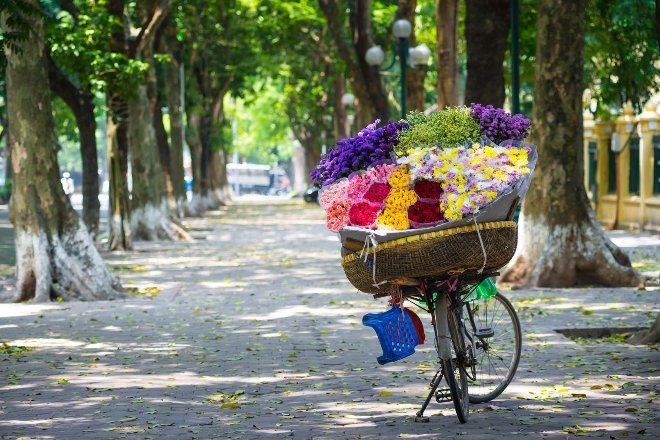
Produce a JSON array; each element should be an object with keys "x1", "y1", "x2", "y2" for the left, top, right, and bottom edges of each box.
[{"x1": 341, "y1": 221, "x2": 517, "y2": 293}]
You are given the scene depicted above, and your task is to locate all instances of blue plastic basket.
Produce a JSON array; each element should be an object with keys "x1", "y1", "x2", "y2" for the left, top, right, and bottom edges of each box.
[{"x1": 363, "y1": 305, "x2": 420, "y2": 365}]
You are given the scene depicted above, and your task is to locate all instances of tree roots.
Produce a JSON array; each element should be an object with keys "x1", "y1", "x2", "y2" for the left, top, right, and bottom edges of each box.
[
  {"x1": 15, "y1": 220, "x2": 124, "y2": 302},
  {"x1": 131, "y1": 201, "x2": 192, "y2": 241},
  {"x1": 501, "y1": 214, "x2": 642, "y2": 288}
]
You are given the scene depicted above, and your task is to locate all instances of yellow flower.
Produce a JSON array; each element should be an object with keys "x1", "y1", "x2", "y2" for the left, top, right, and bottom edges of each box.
[
  {"x1": 493, "y1": 170, "x2": 508, "y2": 182},
  {"x1": 456, "y1": 193, "x2": 468, "y2": 208},
  {"x1": 377, "y1": 206, "x2": 410, "y2": 230},
  {"x1": 484, "y1": 191, "x2": 498, "y2": 201},
  {"x1": 388, "y1": 166, "x2": 412, "y2": 189},
  {"x1": 484, "y1": 146, "x2": 499, "y2": 159},
  {"x1": 469, "y1": 156, "x2": 484, "y2": 166}
]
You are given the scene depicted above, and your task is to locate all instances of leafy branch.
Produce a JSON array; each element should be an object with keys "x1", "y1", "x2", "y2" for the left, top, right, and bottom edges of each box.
[{"x1": 0, "y1": 0, "x2": 41, "y2": 68}]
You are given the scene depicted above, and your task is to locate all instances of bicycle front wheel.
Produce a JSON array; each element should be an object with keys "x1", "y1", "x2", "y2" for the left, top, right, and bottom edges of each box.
[
  {"x1": 464, "y1": 292, "x2": 521, "y2": 403},
  {"x1": 434, "y1": 294, "x2": 469, "y2": 423}
]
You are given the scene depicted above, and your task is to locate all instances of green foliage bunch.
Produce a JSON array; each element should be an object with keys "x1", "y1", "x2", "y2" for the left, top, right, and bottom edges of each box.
[
  {"x1": 0, "y1": 0, "x2": 40, "y2": 68},
  {"x1": 47, "y1": 3, "x2": 149, "y2": 97},
  {"x1": 584, "y1": 0, "x2": 659, "y2": 114},
  {"x1": 396, "y1": 106, "x2": 482, "y2": 152}
]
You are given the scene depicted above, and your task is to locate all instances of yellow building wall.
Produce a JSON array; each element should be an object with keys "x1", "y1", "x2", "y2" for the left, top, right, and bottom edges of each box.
[{"x1": 584, "y1": 103, "x2": 660, "y2": 231}]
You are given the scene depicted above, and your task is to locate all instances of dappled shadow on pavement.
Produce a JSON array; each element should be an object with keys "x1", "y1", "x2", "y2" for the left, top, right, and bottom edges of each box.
[{"x1": 0, "y1": 202, "x2": 658, "y2": 439}]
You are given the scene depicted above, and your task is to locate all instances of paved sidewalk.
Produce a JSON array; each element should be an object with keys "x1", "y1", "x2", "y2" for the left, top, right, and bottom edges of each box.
[{"x1": 0, "y1": 202, "x2": 658, "y2": 439}]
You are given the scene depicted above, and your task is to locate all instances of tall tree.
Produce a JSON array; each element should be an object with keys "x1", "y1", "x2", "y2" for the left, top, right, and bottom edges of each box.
[
  {"x1": 3, "y1": 0, "x2": 123, "y2": 302},
  {"x1": 253, "y1": 0, "x2": 336, "y2": 180},
  {"x1": 105, "y1": 0, "x2": 133, "y2": 250},
  {"x1": 184, "y1": 103, "x2": 204, "y2": 215},
  {"x1": 464, "y1": 0, "x2": 510, "y2": 107},
  {"x1": 181, "y1": 0, "x2": 257, "y2": 213},
  {"x1": 45, "y1": 0, "x2": 133, "y2": 240},
  {"x1": 162, "y1": 21, "x2": 188, "y2": 216},
  {"x1": 125, "y1": 0, "x2": 188, "y2": 240},
  {"x1": 46, "y1": 53, "x2": 100, "y2": 240},
  {"x1": 150, "y1": 35, "x2": 176, "y2": 213},
  {"x1": 501, "y1": 0, "x2": 640, "y2": 287},
  {"x1": 397, "y1": 0, "x2": 426, "y2": 112},
  {"x1": 318, "y1": 0, "x2": 389, "y2": 125},
  {"x1": 185, "y1": 27, "x2": 232, "y2": 213},
  {"x1": 435, "y1": 0, "x2": 459, "y2": 108}
]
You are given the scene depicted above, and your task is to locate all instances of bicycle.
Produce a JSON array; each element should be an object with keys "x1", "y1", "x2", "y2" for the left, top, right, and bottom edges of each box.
[{"x1": 383, "y1": 272, "x2": 521, "y2": 423}]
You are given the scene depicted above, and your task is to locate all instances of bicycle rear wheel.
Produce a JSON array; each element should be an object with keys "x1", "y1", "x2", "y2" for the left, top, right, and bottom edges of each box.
[
  {"x1": 464, "y1": 292, "x2": 521, "y2": 403},
  {"x1": 434, "y1": 293, "x2": 469, "y2": 423}
]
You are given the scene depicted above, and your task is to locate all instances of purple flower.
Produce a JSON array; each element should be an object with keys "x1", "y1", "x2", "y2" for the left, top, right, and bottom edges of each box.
[
  {"x1": 469, "y1": 103, "x2": 531, "y2": 144},
  {"x1": 310, "y1": 120, "x2": 409, "y2": 186}
]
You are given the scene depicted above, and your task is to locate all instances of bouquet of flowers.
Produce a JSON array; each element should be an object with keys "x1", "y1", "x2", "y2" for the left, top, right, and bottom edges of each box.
[{"x1": 311, "y1": 105, "x2": 533, "y2": 233}]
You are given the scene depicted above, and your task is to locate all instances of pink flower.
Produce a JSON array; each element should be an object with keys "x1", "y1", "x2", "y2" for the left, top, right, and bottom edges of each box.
[
  {"x1": 326, "y1": 200, "x2": 351, "y2": 231},
  {"x1": 319, "y1": 180, "x2": 349, "y2": 209}
]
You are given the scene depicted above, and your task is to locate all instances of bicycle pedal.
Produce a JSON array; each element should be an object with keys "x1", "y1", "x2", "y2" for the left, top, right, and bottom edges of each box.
[
  {"x1": 435, "y1": 388, "x2": 452, "y2": 403},
  {"x1": 475, "y1": 327, "x2": 494, "y2": 338}
]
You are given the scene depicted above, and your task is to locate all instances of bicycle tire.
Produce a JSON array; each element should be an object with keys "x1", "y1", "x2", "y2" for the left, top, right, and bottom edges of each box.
[
  {"x1": 465, "y1": 292, "x2": 521, "y2": 404},
  {"x1": 434, "y1": 294, "x2": 469, "y2": 423}
]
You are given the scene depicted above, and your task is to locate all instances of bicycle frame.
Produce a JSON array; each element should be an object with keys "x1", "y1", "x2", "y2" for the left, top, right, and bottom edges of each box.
[
  {"x1": 405, "y1": 272, "x2": 516, "y2": 422},
  {"x1": 415, "y1": 283, "x2": 466, "y2": 422},
  {"x1": 434, "y1": 293, "x2": 452, "y2": 360}
]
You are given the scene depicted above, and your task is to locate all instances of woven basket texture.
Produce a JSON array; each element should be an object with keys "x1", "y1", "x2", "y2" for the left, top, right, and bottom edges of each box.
[{"x1": 341, "y1": 221, "x2": 517, "y2": 293}]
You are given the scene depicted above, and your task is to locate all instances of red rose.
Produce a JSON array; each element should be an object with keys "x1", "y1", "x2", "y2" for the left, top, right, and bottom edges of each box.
[
  {"x1": 363, "y1": 183, "x2": 391, "y2": 203},
  {"x1": 407, "y1": 200, "x2": 443, "y2": 226},
  {"x1": 414, "y1": 180, "x2": 443, "y2": 199},
  {"x1": 348, "y1": 202, "x2": 381, "y2": 227}
]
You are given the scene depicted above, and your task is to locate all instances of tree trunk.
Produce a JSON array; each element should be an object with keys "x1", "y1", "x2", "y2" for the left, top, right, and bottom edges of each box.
[
  {"x1": 198, "y1": 114, "x2": 211, "y2": 197},
  {"x1": 465, "y1": 0, "x2": 510, "y2": 108},
  {"x1": 397, "y1": 0, "x2": 426, "y2": 112},
  {"x1": 208, "y1": 150, "x2": 231, "y2": 206},
  {"x1": 3, "y1": 0, "x2": 123, "y2": 302},
  {"x1": 185, "y1": 111, "x2": 206, "y2": 216},
  {"x1": 106, "y1": 0, "x2": 132, "y2": 251},
  {"x1": 77, "y1": 94, "x2": 100, "y2": 239},
  {"x1": 219, "y1": 149, "x2": 231, "y2": 200},
  {"x1": 2, "y1": 119, "x2": 10, "y2": 202},
  {"x1": 106, "y1": 115, "x2": 132, "y2": 250},
  {"x1": 47, "y1": 55, "x2": 100, "y2": 239},
  {"x1": 164, "y1": 53, "x2": 187, "y2": 215},
  {"x1": 303, "y1": 143, "x2": 322, "y2": 186},
  {"x1": 629, "y1": 315, "x2": 660, "y2": 344},
  {"x1": 334, "y1": 74, "x2": 349, "y2": 139},
  {"x1": 194, "y1": 113, "x2": 227, "y2": 210},
  {"x1": 151, "y1": 73, "x2": 175, "y2": 210},
  {"x1": 127, "y1": 77, "x2": 189, "y2": 241},
  {"x1": 501, "y1": 0, "x2": 640, "y2": 288},
  {"x1": 435, "y1": 0, "x2": 459, "y2": 109}
]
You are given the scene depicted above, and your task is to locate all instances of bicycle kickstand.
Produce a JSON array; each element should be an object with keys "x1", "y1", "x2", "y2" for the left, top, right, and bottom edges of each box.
[{"x1": 414, "y1": 368, "x2": 443, "y2": 423}]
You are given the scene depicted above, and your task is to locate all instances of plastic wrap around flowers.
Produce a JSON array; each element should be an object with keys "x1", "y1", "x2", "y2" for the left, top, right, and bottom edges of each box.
[{"x1": 311, "y1": 105, "x2": 533, "y2": 232}]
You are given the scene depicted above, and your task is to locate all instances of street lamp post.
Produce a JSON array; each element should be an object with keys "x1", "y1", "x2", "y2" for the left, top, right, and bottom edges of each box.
[
  {"x1": 341, "y1": 92, "x2": 355, "y2": 136},
  {"x1": 365, "y1": 19, "x2": 431, "y2": 120}
]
